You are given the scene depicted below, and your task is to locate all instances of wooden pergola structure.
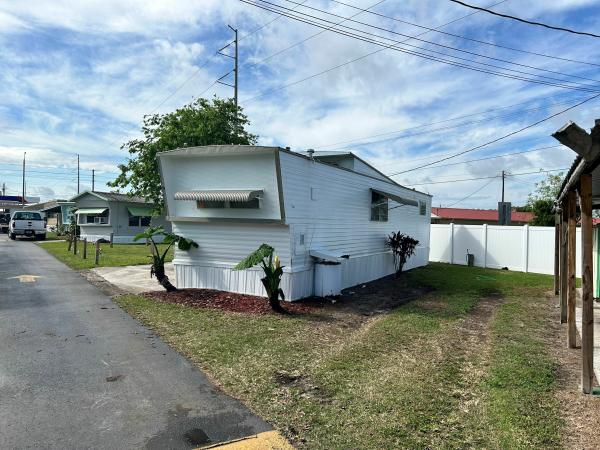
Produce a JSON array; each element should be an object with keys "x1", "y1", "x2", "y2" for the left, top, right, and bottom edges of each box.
[{"x1": 554, "y1": 119, "x2": 600, "y2": 394}]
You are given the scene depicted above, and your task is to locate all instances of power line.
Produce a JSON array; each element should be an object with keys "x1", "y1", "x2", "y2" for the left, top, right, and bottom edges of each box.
[
  {"x1": 276, "y1": 0, "x2": 600, "y2": 87},
  {"x1": 326, "y1": 0, "x2": 600, "y2": 68},
  {"x1": 394, "y1": 92, "x2": 600, "y2": 174},
  {"x1": 318, "y1": 98, "x2": 586, "y2": 152},
  {"x1": 244, "y1": 0, "x2": 388, "y2": 69},
  {"x1": 387, "y1": 145, "x2": 563, "y2": 176},
  {"x1": 240, "y1": 1, "x2": 600, "y2": 102},
  {"x1": 241, "y1": 0, "x2": 508, "y2": 103},
  {"x1": 448, "y1": 0, "x2": 600, "y2": 39},
  {"x1": 406, "y1": 168, "x2": 566, "y2": 186},
  {"x1": 445, "y1": 177, "x2": 497, "y2": 207}
]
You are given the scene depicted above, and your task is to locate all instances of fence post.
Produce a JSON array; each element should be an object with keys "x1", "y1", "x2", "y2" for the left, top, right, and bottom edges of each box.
[
  {"x1": 482, "y1": 224, "x2": 488, "y2": 268},
  {"x1": 67, "y1": 234, "x2": 72, "y2": 252},
  {"x1": 73, "y1": 236, "x2": 78, "y2": 255},
  {"x1": 95, "y1": 241, "x2": 100, "y2": 265},
  {"x1": 109, "y1": 232, "x2": 114, "y2": 248},
  {"x1": 82, "y1": 238, "x2": 87, "y2": 259},
  {"x1": 522, "y1": 225, "x2": 529, "y2": 273},
  {"x1": 449, "y1": 223, "x2": 454, "y2": 264}
]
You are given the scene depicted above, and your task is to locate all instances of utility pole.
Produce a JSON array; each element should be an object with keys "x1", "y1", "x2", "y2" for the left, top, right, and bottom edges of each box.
[
  {"x1": 92, "y1": 169, "x2": 95, "y2": 191},
  {"x1": 217, "y1": 26, "x2": 238, "y2": 107},
  {"x1": 501, "y1": 170, "x2": 505, "y2": 203},
  {"x1": 22, "y1": 152, "x2": 26, "y2": 206},
  {"x1": 2, "y1": 182, "x2": 5, "y2": 196},
  {"x1": 77, "y1": 154, "x2": 80, "y2": 194}
]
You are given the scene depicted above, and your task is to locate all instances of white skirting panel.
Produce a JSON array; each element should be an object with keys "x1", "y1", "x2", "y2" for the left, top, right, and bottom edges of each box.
[
  {"x1": 175, "y1": 264, "x2": 313, "y2": 301},
  {"x1": 175, "y1": 246, "x2": 429, "y2": 301},
  {"x1": 79, "y1": 233, "x2": 164, "y2": 244}
]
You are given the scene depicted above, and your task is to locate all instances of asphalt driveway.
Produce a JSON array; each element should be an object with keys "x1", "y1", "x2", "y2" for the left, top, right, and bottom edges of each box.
[{"x1": 0, "y1": 235, "x2": 271, "y2": 449}]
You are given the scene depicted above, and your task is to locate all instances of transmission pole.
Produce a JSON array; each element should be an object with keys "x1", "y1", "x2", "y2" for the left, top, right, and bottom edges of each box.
[
  {"x1": 77, "y1": 154, "x2": 80, "y2": 194},
  {"x1": 22, "y1": 152, "x2": 26, "y2": 206},
  {"x1": 218, "y1": 26, "x2": 238, "y2": 107},
  {"x1": 501, "y1": 170, "x2": 505, "y2": 203}
]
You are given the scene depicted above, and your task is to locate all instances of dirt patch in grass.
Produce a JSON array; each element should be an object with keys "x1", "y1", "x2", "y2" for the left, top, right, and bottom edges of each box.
[
  {"x1": 548, "y1": 292, "x2": 600, "y2": 449},
  {"x1": 142, "y1": 288, "x2": 324, "y2": 315}
]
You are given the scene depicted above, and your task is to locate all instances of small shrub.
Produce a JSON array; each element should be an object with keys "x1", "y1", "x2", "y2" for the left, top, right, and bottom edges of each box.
[{"x1": 387, "y1": 232, "x2": 419, "y2": 276}]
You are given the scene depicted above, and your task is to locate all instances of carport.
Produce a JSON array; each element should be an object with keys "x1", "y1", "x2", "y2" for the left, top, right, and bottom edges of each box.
[{"x1": 553, "y1": 118, "x2": 600, "y2": 394}]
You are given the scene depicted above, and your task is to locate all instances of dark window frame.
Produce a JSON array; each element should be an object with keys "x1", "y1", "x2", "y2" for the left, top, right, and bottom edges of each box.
[{"x1": 370, "y1": 192, "x2": 388, "y2": 222}]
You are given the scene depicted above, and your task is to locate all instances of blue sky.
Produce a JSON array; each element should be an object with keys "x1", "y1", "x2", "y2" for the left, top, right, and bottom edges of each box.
[{"x1": 1, "y1": 0, "x2": 599, "y2": 207}]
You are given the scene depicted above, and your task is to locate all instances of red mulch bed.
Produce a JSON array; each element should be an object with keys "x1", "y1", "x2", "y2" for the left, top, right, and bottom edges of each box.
[{"x1": 142, "y1": 288, "x2": 323, "y2": 315}]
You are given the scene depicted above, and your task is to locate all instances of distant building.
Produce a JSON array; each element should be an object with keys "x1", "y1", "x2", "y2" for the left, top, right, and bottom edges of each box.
[
  {"x1": 69, "y1": 191, "x2": 170, "y2": 243},
  {"x1": 431, "y1": 207, "x2": 534, "y2": 225}
]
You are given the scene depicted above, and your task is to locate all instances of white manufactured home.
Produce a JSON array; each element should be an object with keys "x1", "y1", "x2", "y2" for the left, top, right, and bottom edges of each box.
[
  {"x1": 158, "y1": 146, "x2": 432, "y2": 300},
  {"x1": 70, "y1": 191, "x2": 170, "y2": 243}
]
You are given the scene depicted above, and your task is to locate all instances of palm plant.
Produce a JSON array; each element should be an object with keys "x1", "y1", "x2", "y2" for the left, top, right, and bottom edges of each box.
[
  {"x1": 134, "y1": 226, "x2": 198, "y2": 292},
  {"x1": 234, "y1": 244, "x2": 287, "y2": 314}
]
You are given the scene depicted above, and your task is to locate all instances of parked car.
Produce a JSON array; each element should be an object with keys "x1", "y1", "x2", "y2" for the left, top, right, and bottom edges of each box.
[
  {"x1": 9, "y1": 211, "x2": 46, "y2": 240},
  {"x1": 0, "y1": 212, "x2": 10, "y2": 233}
]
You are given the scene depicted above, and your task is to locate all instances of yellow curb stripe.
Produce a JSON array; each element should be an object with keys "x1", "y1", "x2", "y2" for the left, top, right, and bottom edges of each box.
[{"x1": 198, "y1": 430, "x2": 293, "y2": 450}]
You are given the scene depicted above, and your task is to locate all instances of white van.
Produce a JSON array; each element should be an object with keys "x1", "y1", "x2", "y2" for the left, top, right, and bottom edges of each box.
[{"x1": 9, "y1": 211, "x2": 46, "y2": 240}]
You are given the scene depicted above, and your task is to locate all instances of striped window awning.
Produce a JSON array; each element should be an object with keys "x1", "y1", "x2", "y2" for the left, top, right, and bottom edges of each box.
[
  {"x1": 174, "y1": 190, "x2": 263, "y2": 202},
  {"x1": 371, "y1": 188, "x2": 418, "y2": 207},
  {"x1": 74, "y1": 207, "x2": 108, "y2": 215}
]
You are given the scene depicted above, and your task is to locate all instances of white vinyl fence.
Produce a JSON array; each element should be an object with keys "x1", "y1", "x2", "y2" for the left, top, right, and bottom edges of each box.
[{"x1": 429, "y1": 223, "x2": 582, "y2": 276}]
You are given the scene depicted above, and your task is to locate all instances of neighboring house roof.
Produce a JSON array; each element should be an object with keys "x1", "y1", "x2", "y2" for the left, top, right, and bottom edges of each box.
[
  {"x1": 70, "y1": 190, "x2": 150, "y2": 204},
  {"x1": 24, "y1": 199, "x2": 75, "y2": 212},
  {"x1": 431, "y1": 207, "x2": 534, "y2": 222}
]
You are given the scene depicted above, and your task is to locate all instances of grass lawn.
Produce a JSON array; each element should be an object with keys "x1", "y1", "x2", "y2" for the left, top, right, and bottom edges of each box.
[
  {"x1": 45, "y1": 231, "x2": 63, "y2": 241},
  {"x1": 115, "y1": 263, "x2": 563, "y2": 449},
  {"x1": 39, "y1": 240, "x2": 174, "y2": 270}
]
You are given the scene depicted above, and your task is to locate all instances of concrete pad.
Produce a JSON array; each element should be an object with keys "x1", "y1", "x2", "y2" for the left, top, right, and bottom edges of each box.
[{"x1": 91, "y1": 263, "x2": 176, "y2": 294}]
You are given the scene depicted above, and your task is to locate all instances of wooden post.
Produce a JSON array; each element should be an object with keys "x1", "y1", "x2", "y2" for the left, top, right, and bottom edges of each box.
[
  {"x1": 554, "y1": 213, "x2": 560, "y2": 295},
  {"x1": 95, "y1": 241, "x2": 100, "y2": 265},
  {"x1": 82, "y1": 238, "x2": 87, "y2": 260},
  {"x1": 73, "y1": 236, "x2": 78, "y2": 255},
  {"x1": 67, "y1": 234, "x2": 72, "y2": 252},
  {"x1": 580, "y1": 173, "x2": 594, "y2": 394},
  {"x1": 109, "y1": 232, "x2": 114, "y2": 248},
  {"x1": 560, "y1": 203, "x2": 568, "y2": 324},
  {"x1": 567, "y1": 190, "x2": 577, "y2": 348}
]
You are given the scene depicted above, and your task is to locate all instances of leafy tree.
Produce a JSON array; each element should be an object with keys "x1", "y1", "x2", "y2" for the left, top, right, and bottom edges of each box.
[
  {"x1": 234, "y1": 244, "x2": 287, "y2": 314},
  {"x1": 386, "y1": 232, "x2": 419, "y2": 276},
  {"x1": 526, "y1": 172, "x2": 564, "y2": 206},
  {"x1": 109, "y1": 97, "x2": 258, "y2": 212},
  {"x1": 529, "y1": 199, "x2": 555, "y2": 226},
  {"x1": 134, "y1": 226, "x2": 198, "y2": 292}
]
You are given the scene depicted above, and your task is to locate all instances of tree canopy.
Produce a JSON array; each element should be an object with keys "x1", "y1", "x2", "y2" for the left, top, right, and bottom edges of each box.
[
  {"x1": 109, "y1": 97, "x2": 258, "y2": 212},
  {"x1": 525, "y1": 172, "x2": 564, "y2": 226},
  {"x1": 526, "y1": 172, "x2": 564, "y2": 206}
]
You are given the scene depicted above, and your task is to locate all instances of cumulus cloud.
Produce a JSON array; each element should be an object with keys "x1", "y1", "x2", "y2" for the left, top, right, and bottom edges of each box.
[{"x1": 0, "y1": 0, "x2": 598, "y2": 203}]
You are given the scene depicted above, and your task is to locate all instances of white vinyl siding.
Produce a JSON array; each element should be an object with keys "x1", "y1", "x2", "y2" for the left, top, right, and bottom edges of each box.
[
  {"x1": 160, "y1": 149, "x2": 281, "y2": 221},
  {"x1": 279, "y1": 151, "x2": 431, "y2": 271}
]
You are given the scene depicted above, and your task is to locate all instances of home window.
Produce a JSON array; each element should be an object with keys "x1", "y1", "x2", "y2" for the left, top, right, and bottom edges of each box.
[
  {"x1": 79, "y1": 210, "x2": 109, "y2": 225},
  {"x1": 128, "y1": 215, "x2": 152, "y2": 227},
  {"x1": 197, "y1": 199, "x2": 259, "y2": 209},
  {"x1": 371, "y1": 191, "x2": 388, "y2": 222},
  {"x1": 419, "y1": 201, "x2": 426, "y2": 215}
]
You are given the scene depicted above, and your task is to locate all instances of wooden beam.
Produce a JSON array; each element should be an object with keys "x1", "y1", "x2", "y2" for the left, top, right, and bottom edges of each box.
[
  {"x1": 554, "y1": 213, "x2": 560, "y2": 295},
  {"x1": 579, "y1": 173, "x2": 594, "y2": 394},
  {"x1": 560, "y1": 202, "x2": 568, "y2": 324},
  {"x1": 552, "y1": 121, "x2": 593, "y2": 159},
  {"x1": 567, "y1": 190, "x2": 577, "y2": 348}
]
